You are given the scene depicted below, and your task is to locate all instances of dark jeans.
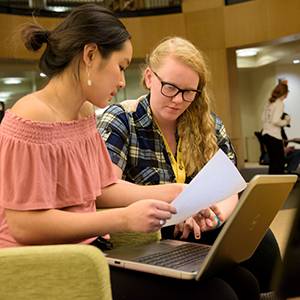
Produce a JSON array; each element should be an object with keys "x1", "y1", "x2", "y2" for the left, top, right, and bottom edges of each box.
[
  {"x1": 263, "y1": 134, "x2": 285, "y2": 174},
  {"x1": 109, "y1": 264, "x2": 259, "y2": 300},
  {"x1": 161, "y1": 226, "x2": 281, "y2": 292}
]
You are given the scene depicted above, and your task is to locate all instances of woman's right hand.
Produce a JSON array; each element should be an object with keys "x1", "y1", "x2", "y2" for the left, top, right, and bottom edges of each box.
[
  {"x1": 123, "y1": 200, "x2": 177, "y2": 233},
  {"x1": 284, "y1": 114, "x2": 291, "y2": 125}
]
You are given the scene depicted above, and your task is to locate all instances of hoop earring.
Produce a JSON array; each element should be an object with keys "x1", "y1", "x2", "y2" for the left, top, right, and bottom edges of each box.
[{"x1": 87, "y1": 69, "x2": 92, "y2": 87}]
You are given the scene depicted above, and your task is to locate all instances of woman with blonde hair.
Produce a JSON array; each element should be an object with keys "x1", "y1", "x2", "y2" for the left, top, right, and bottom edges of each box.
[
  {"x1": 99, "y1": 36, "x2": 238, "y2": 237},
  {"x1": 98, "y1": 36, "x2": 280, "y2": 294}
]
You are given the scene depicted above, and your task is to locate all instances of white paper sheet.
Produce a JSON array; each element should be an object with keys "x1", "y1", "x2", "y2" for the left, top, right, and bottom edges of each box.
[{"x1": 164, "y1": 149, "x2": 247, "y2": 226}]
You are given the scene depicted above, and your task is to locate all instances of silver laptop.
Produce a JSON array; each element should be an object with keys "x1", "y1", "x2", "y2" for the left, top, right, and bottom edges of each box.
[{"x1": 105, "y1": 175, "x2": 297, "y2": 280}]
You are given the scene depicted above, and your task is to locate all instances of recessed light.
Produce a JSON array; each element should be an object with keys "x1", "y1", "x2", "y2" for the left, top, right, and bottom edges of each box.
[
  {"x1": 0, "y1": 92, "x2": 12, "y2": 102},
  {"x1": 236, "y1": 48, "x2": 259, "y2": 57},
  {"x1": 47, "y1": 6, "x2": 70, "y2": 13},
  {"x1": 293, "y1": 59, "x2": 300, "y2": 64},
  {"x1": 2, "y1": 78, "x2": 23, "y2": 85},
  {"x1": 0, "y1": 92, "x2": 11, "y2": 96}
]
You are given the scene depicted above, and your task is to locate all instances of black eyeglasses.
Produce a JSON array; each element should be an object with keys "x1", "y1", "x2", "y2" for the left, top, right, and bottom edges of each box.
[{"x1": 152, "y1": 71, "x2": 201, "y2": 102}]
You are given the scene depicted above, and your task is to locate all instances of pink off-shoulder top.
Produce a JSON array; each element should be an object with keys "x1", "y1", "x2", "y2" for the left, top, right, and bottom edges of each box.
[{"x1": 0, "y1": 110, "x2": 117, "y2": 247}]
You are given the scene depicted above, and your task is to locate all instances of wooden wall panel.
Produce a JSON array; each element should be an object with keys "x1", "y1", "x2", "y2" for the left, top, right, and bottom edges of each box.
[
  {"x1": 122, "y1": 14, "x2": 186, "y2": 58},
  {"x1": 0, "y1": 13, "x2": 185, "y2": 60},
  {"x1": 184, "y1": 8, "x2": 225, "y2": 50},
  {"x1": 0, "y1": 13, "x2": 60, "y2": 59},
  {"x1": 266, "y1": 0, "x2": 300, "y2": 41},
  {"x1": 227, "y1": 48, "x2": 244, "y2": 167},
  {"x1": 2, "y1": 0, "x2": 300, "y2": 58},
  {"x1": 204, "y1": 48, "x2": 232, "y2": 133},
  {"x1": 224, "y1": 0, "x2": 300, "y2": 48},
  {"x1": 224, "y1": 0, "x2": 269, "y2": 48},
  {"x1": 182, "y1": 0, "x2": 223, "y2": 12}
]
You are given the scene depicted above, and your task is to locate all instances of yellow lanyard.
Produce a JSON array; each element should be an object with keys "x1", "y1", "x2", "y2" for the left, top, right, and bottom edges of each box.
[{"x1": 156, "y1": 124, "x2": 186, "y2": 183}]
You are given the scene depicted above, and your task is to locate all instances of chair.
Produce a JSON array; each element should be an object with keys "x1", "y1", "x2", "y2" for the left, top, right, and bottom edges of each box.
[
  {"x1": 0, "y1": 244, "x2": 112, "y2": 300},
  {"x1": 111, "y1": 231, "x2": 161, "y2": 248}
]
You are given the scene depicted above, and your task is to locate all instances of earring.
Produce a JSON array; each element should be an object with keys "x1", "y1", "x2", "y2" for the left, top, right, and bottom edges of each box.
[{"x1": 87, "y1": 69, "x2": 92, "y2": 87}]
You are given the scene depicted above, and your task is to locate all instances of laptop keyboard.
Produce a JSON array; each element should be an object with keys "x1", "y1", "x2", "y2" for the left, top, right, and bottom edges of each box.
[{"x1": 134, "y1": 243, "x2": 210, "y2": 268}]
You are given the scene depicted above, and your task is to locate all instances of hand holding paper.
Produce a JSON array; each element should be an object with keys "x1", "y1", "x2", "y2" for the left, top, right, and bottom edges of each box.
[{"x1": 164, "y1": 149, "x2": 247, "y2": 226}]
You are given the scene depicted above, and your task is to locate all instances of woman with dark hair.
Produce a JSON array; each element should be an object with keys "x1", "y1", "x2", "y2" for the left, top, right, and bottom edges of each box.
[
  {"x1": 262, "y1": 79, "x2": 290, "y2": 174},
  {"x1": 0, "y1": 4, "x2": 259, "y2": 300}
]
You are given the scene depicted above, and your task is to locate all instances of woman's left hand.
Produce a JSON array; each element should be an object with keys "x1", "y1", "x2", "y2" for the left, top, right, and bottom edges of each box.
[
  {"x1": 172, "y1": 194, "x2": 239, "y2": 240},
  {"x1": 196, "y1": 194, "x2": 239, "y2": 232},
  {"x1": 173, "y1": 207, "x2": 222, "y2": 240},
  {"x1": 174, "y1": 217, "x2": 202, "y2": 240},
  {"x1": 194, "y1": 207, "x2": 224, "y2": 232}
]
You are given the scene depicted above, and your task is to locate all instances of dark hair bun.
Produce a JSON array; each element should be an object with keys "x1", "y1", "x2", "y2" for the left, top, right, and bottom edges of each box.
[
  {"x1": 21, "y1": 24, "x2": 49, "y2": 51},
  {"x1": 21, "y1": 4, "x2": 130, "y2": 78}
]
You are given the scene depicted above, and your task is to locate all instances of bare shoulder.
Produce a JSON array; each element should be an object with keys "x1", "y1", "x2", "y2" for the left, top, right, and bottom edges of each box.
[
  {"x1": 11, "y1": 94, "x2": 95, "y2": 122},
  {"x1": 10, "y1": 93, "x2": 50, "y2": 121}
]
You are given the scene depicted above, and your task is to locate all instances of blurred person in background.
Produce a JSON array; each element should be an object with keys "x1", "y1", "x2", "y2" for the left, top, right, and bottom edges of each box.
[{"x1": 262, "y1": 80, "x2": 290, "y2": 174}]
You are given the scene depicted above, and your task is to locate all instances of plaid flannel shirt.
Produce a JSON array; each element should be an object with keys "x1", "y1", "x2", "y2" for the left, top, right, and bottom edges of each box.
[{"x1": 97, "y1": 95, "x2": 236, "y2": 185}]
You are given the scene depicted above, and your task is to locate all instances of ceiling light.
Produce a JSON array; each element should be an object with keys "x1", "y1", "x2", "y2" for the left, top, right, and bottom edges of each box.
[
  {"x1": 293, "y1": 59, "x2": 300, "y2": 64},
  {"x1": 236, "y1": 48, "x2": 259, "y2": 57},
  {"x1": 0, "y1": 92, "x2": 12, "y2": 98},
  {"x1": 47, "y1": 6, "x2": 70, "y2": 13},
  {"x1": 0, "y1": 92, "x2": 12, "y2": 102},
  {"x1": 2, "y1": 78, "x2": 23, "y2": 85}
]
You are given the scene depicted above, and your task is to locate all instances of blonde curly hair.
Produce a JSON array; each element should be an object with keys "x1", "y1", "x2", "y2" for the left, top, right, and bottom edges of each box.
[{"x1": 144, "y1": 37, "x2": 218, "y2": 177}]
